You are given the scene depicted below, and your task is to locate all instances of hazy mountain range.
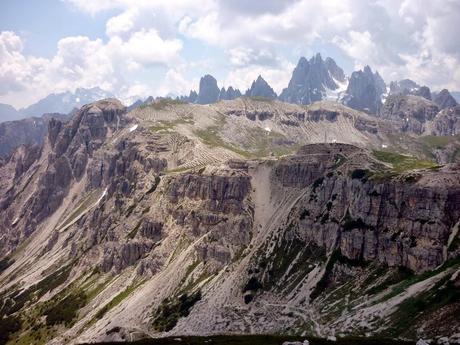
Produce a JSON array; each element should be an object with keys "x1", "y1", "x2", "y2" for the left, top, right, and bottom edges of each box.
[{"x1": 1, "y1": 55, "x2": 459, "y2": 125}]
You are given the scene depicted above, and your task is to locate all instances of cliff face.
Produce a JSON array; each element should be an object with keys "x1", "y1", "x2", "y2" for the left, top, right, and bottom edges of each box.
[{"x1": 0, "y1": 99, "x2": 459, "y2": 345}]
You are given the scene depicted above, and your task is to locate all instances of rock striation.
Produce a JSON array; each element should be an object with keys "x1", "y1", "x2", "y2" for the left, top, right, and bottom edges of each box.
[{"x1": 0, "y1": 97, "x2": 459, "y2": 344}]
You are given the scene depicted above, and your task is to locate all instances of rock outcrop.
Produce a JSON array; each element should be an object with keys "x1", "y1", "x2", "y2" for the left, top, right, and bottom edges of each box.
[
  {"x1": 341, "y1": 65, "x2": 386, "y2": 114},
  {"x1": 433, "y1": 89, "x2": 458, "y2": 109},
  {"x1": 196, "y1": 75, "x2": 220, "y2": 104},
  {"x1": 425, "y1": 105, "x2": 460, "y2": 136},
  {"x1": 0, "y1": 97, "x2": 459, "y2": 345},
  {"x1": 380, "y1": 94, "x2": 439, "y2": 134}
]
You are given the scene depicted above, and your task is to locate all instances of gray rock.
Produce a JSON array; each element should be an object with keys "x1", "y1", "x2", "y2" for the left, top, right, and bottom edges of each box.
[
  {"x1": 196, "y1": 75, "x2": 220, "y2": 104},
  {"x1": 433, "y1": 89, "x2": 458, "y2": 109},
  {"x1": 219, "y1": 86, "x2": 242, "y2": 101},
  {"x1": 342, "y1": 65, "x2": 386, "y2": 114},
  {"x1": 380, "y1": 94, "x2": 439, "y2": 134},
  {"x1": 279, "y1": 53, "x2": 345, "y2": 105},
  {"x1": 245, "y1": 75, "x2": 277, "y2": 99}
]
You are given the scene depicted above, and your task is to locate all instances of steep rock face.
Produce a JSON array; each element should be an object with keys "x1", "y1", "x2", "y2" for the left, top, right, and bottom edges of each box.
[
  {"x1": 433, "y1": 89, "x2": 458, "y2": 109},
  {"x1": 425, "y1": 105, "x2": 460, "y2": 136},
  {"x1": 380, "y1": 94, "x2": 439, "y2": 134},
  {"x1": 245, "y1": 76, "x2": 277, "y2": 99},
  {"x1": 0, "y1": 113, "x2": 68, "y2": 156},
  {"x1": 0, "y1": 99, "x2": 126, "y2": 256},
  {"x1": 342, "y1": 66, "x2": 386, "y2": 114},
  {"x1": 325, "y1": 57, "x2": 346, "y2": 82},
  {"x1": 279, "y1": 54, "x2": 346, "y2": 105},
  {"x1": 1, "y1": 98, "x2": 460, "y2": 344},
  {"x1": 254, "y1": 144, "x2": 459, "y2": 273},
  {"x1": 196, "y1": 75, "x2": 220, "y2": 104}
]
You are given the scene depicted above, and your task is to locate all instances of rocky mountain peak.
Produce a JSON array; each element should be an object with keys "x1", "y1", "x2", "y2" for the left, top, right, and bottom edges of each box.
[
  {"x1": 218, "y1": 86, "x2": 242, "y2": 101},
  {"x1": 341, "y1": 65, "x2": 386, "y2": 114},
  {"x1": 325, "y1": 57, "x2": 346, "y2": 83},
  {"x1": 196, "y1": 74, "x2": 220, "y2": 104},
  {"x1": 279, "y1": 54, "x2": 346, "y2": 104},
  {"x1": 433, "y1": 89, "x2": 458, "y2": 109},
  {"x1": 245, "y1": 75, "x2": 277, "y2": 99}
]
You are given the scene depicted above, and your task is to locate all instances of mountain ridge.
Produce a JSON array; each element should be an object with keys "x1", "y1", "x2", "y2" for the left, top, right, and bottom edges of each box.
[{"x1": 0, "y1": 96, "x2": 459, "y2": 344}]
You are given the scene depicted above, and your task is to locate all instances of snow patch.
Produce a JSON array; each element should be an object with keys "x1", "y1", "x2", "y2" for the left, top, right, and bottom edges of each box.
[
  {"x1": 324, "y1": 77, "x2": 348, "y2": 101},
  {"x1": 94, "y1": 188, "x2": 108, "y2": 207},
  {"x1": 129, "y1": 124, "x2": 138, "y2": 132}
]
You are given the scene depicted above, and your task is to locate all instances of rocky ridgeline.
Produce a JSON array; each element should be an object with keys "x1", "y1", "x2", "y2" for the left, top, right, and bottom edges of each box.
[{"x1": 0, "y1": 98, "x2": 459, "y2": 344}]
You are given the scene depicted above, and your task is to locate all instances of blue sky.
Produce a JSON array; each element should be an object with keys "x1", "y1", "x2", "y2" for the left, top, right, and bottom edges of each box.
[{"x1": 1, "y1": 0, "x2": 459, "y2": 108}]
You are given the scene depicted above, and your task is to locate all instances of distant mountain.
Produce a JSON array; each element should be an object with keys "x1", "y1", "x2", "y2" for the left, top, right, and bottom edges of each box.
[
  {"x1": 433, "y1": 89, "x2": 458, "y2": 109},
  {"x1": 196, "y1": 75, "x2": 220, "y2": 104},
  {"x1": 279, "y1": 53, "x2": 347, "y2": 105},
  {"x1": 245, "y1": 75, "x2": 277, "y2": 99},
  {"x1": 21, "y1": 87, "x2": 113, "y2": 117},
  {"x1": 389, "y1": 79, "x2": 432, "y2": 100},
  {"x1": 219, "y1": 86, "x2": 242, "y2": 101},
  {"x1": 341, "y1": 65, "x2": 386, "y2": 114},
  {"x1": 179, "y1": 75, "x2": 242, "y2": 104},
  {"x1": 0, "y1": 113, "x2": 69, "y2": 156},
  {"x1": 0, "y1": 103, "x2": 23, "y2": 123}
]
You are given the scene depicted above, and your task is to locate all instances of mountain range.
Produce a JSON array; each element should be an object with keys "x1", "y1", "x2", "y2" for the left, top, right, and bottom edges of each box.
[
  {"x1": 0, "y1": 87, "x2": 113, "y2": 123},
  {"x1": 0, "y1": 54, "x2": 460, "y2": 345},
  {"x1": 1, "y1": 54, "x2": 459, "y2": 124}
]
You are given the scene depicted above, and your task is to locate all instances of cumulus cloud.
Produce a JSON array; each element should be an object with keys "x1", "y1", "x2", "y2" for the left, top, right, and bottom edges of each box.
[
  {"x1": 2, "y1": 0, "x2": 460, "y2": 107},
  {"x1": 224, "y1": 59, "x2": 295, "y2": 95},
  {"x1": 0, "y1": 26, "x2": 183, "y2": 107}
]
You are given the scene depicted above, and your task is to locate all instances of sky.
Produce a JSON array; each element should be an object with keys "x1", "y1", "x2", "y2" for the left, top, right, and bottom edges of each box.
[{"x1": 1, "y1": 0, "x2": 460, "y2": 108}]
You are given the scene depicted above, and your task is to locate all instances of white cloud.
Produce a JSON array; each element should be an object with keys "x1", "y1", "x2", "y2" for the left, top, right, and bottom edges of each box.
[
  {"x1": 3, "y1": 0, "x2": 460, "y2": 108},
  {"x1": 0, "y1": 28, "x2": 183, "y2": 107},
  {"x1": 224, "y1": 59, "x2": 295, "y2": 95}
]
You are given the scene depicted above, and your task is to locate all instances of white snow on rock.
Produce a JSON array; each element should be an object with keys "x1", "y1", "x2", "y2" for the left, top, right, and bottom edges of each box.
[
  {"x1": 324, "y1": 77, "x2": 348, "y2": 101},
  {"x1": 94, "y1": 188, "x2": 108, "y2": 207},
  {"x1": 129, "y1": 124, "x2": 138, "y2": 132}
]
